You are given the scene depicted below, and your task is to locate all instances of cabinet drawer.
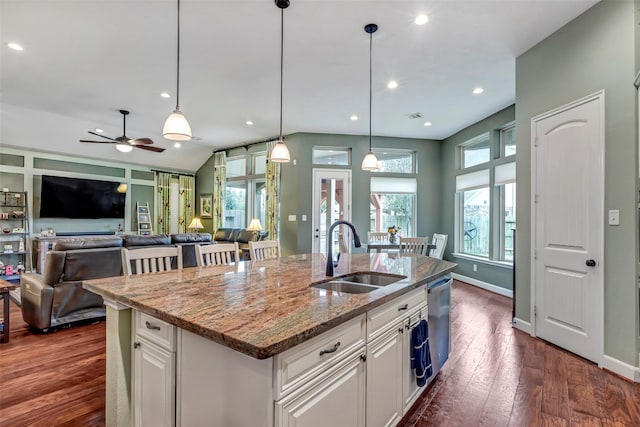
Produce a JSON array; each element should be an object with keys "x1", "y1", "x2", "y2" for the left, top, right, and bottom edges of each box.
[
  {"x1": 134, "y1": 311, "x2": 176, "y2": 351},
  {"x1": 367, "y1": 287, "x2": 426, "y2": 341},
  {"x1": 274, "y1": 315, "x2": 366, "y2": 400}
]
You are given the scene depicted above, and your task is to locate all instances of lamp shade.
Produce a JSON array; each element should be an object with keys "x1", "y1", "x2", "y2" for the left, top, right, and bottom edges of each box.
[
  {"x1": 188, "y1": 217, "x2": 204, "y2": 230},
  {"x1": 361, "y1": 152, "x2": 380, "y2": 171},
  {"x1": 115, "y1": 143, "x2": 133, "y2": 153},
  {"x1": 247, "y1": 218, "x2": 263, "y2": 231},
  {"x1": 270, "y1": 140, "x2": 290, "y2": 163},
  {"x1": 117, "y1": 183, "x2": 128, "y2": 193},
  {"x1": 163, "y1": 110, "x2": 192, "y2": 141}
]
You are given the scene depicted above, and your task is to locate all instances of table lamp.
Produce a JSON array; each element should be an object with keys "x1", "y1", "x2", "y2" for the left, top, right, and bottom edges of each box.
[
  {"x1": 246, "y1": 218, "x2": 263, "y2": 240},
  {"x1": 188, "y1": 217, "x2": 204, "y2": 234}
]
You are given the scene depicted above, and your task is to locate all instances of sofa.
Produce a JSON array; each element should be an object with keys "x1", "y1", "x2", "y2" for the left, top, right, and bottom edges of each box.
[
  {"x1": 213, "y1": 227, "x2": 263, "y2": 251},
  {"x1": 20, "y1": 233, "x2": 212, "y2": 331}
]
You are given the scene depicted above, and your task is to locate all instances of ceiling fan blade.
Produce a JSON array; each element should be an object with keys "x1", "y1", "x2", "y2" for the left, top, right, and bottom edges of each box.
[
  {"x1": 88, "y1": 131, "x2": 116, "y2": 141},
  {"x1": 135, "y1": 144, "x2": 165, "y2": 153},
  {"x1": 129, "y1": 137, "x2": 153, "y2": 145},
  {"x1": 80, "y1": 140, "x2": 115, "y2": 144}
]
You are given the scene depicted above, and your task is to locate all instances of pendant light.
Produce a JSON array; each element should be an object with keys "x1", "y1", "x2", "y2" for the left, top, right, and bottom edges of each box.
[
  {"x1": 163, "y1": 0, "x2": 192, "y2": 141},
  {"x1": 269, "y1": 0, "x2": 291, "y2": 163},
  {"x1": 361, "y1": 23, "x2": 379, "y2": 171}
]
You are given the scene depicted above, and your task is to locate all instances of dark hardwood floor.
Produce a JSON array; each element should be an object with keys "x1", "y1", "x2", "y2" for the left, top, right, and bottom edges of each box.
[{"x1": 1, "y1": 281, "x2": 638, "y2": 426}]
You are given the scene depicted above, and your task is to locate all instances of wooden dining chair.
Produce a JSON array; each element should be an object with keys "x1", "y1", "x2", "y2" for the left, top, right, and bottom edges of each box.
[
  {"x1": 195, "y1": 242, "x2": 240, "y2": 267},
  {"x1": 121, "y1": 246, "x2": 183, "y2": 275},
  {"x1": 399, "y1": 236, "x2": 429, "y2": 256},
  {"x1": 367, "y1": 231, "x2": 389, "y2": 243},
  {"x1": 249, "y1": 240, "x2": 280, "y2": 260},
  {"x1": 429, "y1": 234, "x2": 448, "y2": 259}
]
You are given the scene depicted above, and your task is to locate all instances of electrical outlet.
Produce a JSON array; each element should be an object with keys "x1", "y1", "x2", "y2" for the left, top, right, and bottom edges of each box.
[
  {"x1": 473, "y1": 264, "x2": 477, "y2": 272},
  {"x1": 608, "y1": 209, "x2": 619, "y2": 226},
  {"x1": 301, "y1": 214, "x2": 307, "y2": 222}
]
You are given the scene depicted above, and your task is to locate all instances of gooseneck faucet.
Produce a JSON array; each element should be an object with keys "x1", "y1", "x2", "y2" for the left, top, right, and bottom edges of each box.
[{"x1": 326, "y1": 220, "x2": 362, "y2": 276}]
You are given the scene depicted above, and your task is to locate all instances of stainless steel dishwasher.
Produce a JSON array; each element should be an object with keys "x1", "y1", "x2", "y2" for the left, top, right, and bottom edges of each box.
[{"x1": 427, "y1": 275, "x2": 452, "y2": 381}]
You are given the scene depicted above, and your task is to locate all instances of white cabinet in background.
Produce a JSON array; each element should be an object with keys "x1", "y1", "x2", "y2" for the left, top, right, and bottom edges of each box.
[
  {"x1": 132, "y1": 311, "x2": 176, "y2": 427},
  {"x1": 275, "y1": 351, "x2": 367, "y2": 427}
]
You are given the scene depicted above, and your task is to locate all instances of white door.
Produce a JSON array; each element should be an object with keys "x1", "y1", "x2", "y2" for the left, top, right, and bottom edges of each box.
[
  {"x1": 312, "y1": 169, "x2": 352, "y2": 254},
  {"x1": 532, "y1": 93, "x2": 604, "y2": 364}
]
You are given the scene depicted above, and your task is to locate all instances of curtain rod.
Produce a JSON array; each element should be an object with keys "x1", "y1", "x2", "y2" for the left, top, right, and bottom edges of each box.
[
  {"x1": 150, "y1": 168, "x2": 195, "y2": 177},
  {"x1": 212, "y1": 135, "x2": 282, "y2": 154}
]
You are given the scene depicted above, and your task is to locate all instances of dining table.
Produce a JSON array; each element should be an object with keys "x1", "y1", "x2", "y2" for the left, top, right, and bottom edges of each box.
[{"x1": 364, "y1": 241, "x2": 437, "y2": 254}]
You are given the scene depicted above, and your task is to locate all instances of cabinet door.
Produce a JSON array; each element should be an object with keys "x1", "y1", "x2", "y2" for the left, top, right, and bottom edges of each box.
[
  {"x1": 276, "y1": 352, "x2": 366, "y2": 427},
  {"x1": 367, "y1": 328, "x2": 403, "y2": 427},
  {"x1": 133, "y1": 339, "x2": 175, "y2": 427}
]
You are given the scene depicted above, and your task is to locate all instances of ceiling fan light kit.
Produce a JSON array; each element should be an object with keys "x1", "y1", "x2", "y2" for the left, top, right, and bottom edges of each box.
[
  {"x1": 269, "y1": 0, "x2": 291, "y2": 163},
  {"x1": 115, "y1": 143, "x2": 133, "y2": 153},
  {"x1": 361, "y1": 23, "x2": 380, "y2": 172},
  {"x1": 163, "y1": 0, "x2": 192, "y2": 142}
]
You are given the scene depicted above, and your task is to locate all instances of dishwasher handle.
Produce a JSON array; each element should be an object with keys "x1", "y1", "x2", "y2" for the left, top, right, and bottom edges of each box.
[{"x1": 428, "y1": 277, "x2": 452, "y2": 293}]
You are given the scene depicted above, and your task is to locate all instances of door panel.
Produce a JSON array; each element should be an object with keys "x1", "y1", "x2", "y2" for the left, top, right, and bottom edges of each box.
[
  {"x1": 312, "y1": 169, "x2": 351, "y2": 254},
  {"x1": 533, "y1": 94, "x2": 603, "y2": 363}
]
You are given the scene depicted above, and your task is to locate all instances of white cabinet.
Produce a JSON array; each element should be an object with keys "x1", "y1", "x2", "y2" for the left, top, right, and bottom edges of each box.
[
  {"x1": 132, "y1": 311, "x2": 176, "y2": 427},
  {"x1": 276, "y1": 351, "x2": 366, "y2": 427},
  {"x1": 366, "y1": 327, "x2": 403, "y2": 427}
]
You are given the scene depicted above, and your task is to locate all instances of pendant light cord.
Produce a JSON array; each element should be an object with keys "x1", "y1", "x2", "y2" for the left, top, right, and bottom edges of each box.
[
  {"x1": 279, "y1": 7, "x2": 284, "y2": 139},
  {"x1": 369, "y1": 30, "x2": 372, "y2": 152},
  {"x1": 176, "y1": 0, "x2": 181, "y2": 111}
]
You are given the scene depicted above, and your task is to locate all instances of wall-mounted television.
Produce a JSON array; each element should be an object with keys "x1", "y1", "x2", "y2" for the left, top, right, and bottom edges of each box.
[{"x1": 40, "y1": 175, "x2": 125, "y2": 219}]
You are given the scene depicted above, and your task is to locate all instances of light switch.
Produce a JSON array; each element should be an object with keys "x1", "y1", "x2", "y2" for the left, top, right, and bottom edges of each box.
[
  {"x1": 288, "y1": 214, "x2": 296, "y2": 222},
  {"x1": 608, "y1": 209, "x2": 619, "y2": 226},
  {"x1": 301, "y1": 214, "x2": 307, "y2": 221}
]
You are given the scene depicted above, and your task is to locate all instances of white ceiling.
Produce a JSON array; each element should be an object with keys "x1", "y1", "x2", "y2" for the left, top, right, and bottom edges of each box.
[{"x1": 0, "y1": 0, "x2": 598, "y2": 172}]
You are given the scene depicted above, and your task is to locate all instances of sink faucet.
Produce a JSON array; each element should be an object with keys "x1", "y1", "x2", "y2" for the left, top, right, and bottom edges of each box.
[{"x1": 326, "y1": 220, "x2": 362, "y2": 276}]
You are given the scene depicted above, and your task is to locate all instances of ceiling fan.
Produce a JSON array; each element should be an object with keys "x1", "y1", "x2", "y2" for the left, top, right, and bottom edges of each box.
[{"x1": 80, "y1": 110, "x2": 165, "y2": 153}]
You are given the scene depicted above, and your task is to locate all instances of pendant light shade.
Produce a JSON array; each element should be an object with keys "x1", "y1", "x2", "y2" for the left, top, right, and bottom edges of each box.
[
  {"x1": 163, "y1": 0, "x2": 192, "y2": 141},
  {"x1": 163, "y1": 110, "x2": 192, "y2": 141},
  {"x1": 269, "y1": 0, "x2": 291, "y2": 163},
  {"x1": 362, "y1": 23, "x2": 379, "y2": 171}
]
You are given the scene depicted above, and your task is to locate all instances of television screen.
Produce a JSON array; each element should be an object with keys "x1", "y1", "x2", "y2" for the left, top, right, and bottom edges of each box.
[{"x1": 40, "y1": 175, "x2": 126, "y2": 219}]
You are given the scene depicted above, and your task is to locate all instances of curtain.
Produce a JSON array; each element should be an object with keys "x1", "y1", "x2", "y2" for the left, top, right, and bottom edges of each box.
[
  {"x1": 265, "y1": 141, "x2": 281, "y2": 240},
  {"x1": 213, "y1": 152, "x2": 226, "y2": 231},
  {"x1": 179, "y1": 175, "x2": 195, "y2": 233},
  {"x1": 156, "y1": 172, "x2": 172, "y2": 235}
]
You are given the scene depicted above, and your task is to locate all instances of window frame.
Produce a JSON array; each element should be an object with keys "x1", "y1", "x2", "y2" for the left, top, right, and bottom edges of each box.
[
  {"x1": 312, "y1": 146, "x2": 351, "y2": 166},
  {"x1": 224, "y1": 151, "x2": 267, "y2": 227},
  {"x1": 371, "y1": 148, "x2": 416, "y2": 174},
  {"x1": 459, "y1": 132, "x2": 491, "y2": 169}
]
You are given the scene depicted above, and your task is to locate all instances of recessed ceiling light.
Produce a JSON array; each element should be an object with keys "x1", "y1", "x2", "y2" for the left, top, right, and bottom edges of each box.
[
  {"x1": 160, "y1": 92, "x2": 171, "y2": 98},
  {"x1": 174, "y1": 142, "x2": 181, "y2": 148},
  {"x1": 415, "y1": 15, "x2": 429, "y2": 25},
  {"x1": 350, "y1": 115, "x2": 358, "y2": 121},
  {"x1": 424, "y1": 121, "x2": 432, "y2": 127},
  {"x1": 94, "y1": 128, "x2": 104, "y2": 133},
  {"x1": 387, "y1": 81, "x2": 398, "y2": 89},
  {"x1": 473, "y1": 87, "x2": 484, "y2": 95},
  {"x1": 246, "y1": 120, "x2": 254, "y2": 126},
  {"x1": 7, "y1": 42, "x2": 23, "y2": 51}
]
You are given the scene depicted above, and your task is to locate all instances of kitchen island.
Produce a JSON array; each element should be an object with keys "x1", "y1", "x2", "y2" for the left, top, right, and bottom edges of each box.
[{"x1": 84, "y1": 252, "x2": 456, "y2": 427}]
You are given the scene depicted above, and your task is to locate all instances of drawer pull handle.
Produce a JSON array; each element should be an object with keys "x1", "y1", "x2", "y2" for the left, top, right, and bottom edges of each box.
[
  {"x1": 145, "y1": 321, "x2": 161, "y2": 331},
  {"x1": 398, "y1": 304, "x2": 409, "y2": 311},
  {"x1": 360, "y1": 354, "x2": 367, "y2": 362},
  {"x1": 133, "y1": 341, "x2": 141, "y2": 349},
  {"x1": 319, "y1": 341, "x2": 341, "y2": 356}
]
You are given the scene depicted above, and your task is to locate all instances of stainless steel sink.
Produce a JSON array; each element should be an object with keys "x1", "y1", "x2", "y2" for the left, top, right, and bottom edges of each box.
[{"x1": 311, "y1": 272, "x2": 406, "y2": 294}]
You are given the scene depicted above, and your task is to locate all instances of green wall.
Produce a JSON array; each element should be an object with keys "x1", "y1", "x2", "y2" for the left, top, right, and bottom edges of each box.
[
  {"x1": 440, "y1": 105, "x2": 515, "y2": 290},
  {"x1": 515, "y1": 0, "x2": 638, "y2": 365},
  {"x1": 278, "y1": 133, "x2": 441, "y2": 256}
]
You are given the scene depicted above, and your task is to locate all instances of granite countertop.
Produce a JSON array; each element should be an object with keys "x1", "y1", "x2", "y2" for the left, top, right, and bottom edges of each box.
[{"x1": 83, "y1": 252, "x2": 456, "y2": 359}]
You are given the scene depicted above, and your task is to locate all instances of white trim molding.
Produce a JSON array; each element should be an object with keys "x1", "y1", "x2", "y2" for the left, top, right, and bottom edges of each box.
[
  {"x1": 601, "y1": 355, "x2": 640, "y2": 383},
  {"x1": 512, "y1": 318, "x2": 532, "y2": 335},
  {"x1": 451, "y1": 273, "x2": 513, "y2": 298}
]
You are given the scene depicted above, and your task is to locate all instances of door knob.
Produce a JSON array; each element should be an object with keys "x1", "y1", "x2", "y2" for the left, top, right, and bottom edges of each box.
[{"x1": 586, "y1": 259, "x2": 596, "y2": 267}]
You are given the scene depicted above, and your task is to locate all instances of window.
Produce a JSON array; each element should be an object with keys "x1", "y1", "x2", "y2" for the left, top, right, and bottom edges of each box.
[
  {"x1": 370, "y1": 177, "x2": 416, "y2": 237},
  {"x1": 461, "y1": 133, "x2": 490, "y2": 168},
  {"x1": 501, "y1": 124, "x2": 516, "y2": 157},
  {"x1": 312, "y1": 147, "x2": 350, "y2": 166},
  {"x1": 224, "y1": 152, "x2": 266, "y2": 228},
  {"x1": 372, "y1": 149, "x2": 415, "y2": 173},
  {"x1": 455, "y1": 126, "x2": 515, "y2": 263}
]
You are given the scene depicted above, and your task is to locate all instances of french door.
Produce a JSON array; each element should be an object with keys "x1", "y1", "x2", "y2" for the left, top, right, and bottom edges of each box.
[{"x1": 312, "y1": 169, "x2": 352, "y2": 254}]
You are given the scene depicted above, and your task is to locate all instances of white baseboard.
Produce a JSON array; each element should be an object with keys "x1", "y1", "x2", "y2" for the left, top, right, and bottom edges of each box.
[
  {"x1": 451, "y1": 273, "x2": 513, "y2": 298},
  {"x1": 601, "y1": 355, "x2": 640, "y2": 383},
  {"x1": 512, "y1": 317, "x2": 532, "y2": 335}
]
